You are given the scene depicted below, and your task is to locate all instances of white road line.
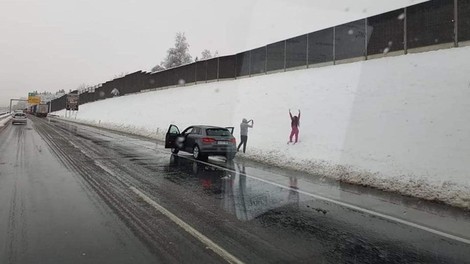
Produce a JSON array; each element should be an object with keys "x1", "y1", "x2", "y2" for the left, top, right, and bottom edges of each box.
[
  {"x1": 130, "y1": 186, "x2": 245, "y2": 264},
  {"x1": 175, "y1": 156, "x2": 470, "y2": 245},
  {"x1": 117, "y1": 139, "x2": 470, "y2": 245},
  {"x1": 53, "y1": 119, "x2": 470, "y2": 245}
]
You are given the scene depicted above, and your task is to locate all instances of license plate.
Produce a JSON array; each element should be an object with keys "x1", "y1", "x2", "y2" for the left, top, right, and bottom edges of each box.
[{"x1": 218, "y1": 141, "x2": 228, "y2": 145}]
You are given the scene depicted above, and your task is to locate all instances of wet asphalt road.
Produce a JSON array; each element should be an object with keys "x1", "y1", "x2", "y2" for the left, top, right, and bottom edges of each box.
[{"x1": 1, "y1": 116, "x2": 470, "y2": 264}]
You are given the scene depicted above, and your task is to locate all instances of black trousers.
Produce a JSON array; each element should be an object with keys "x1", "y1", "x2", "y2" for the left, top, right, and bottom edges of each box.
[{"x1": 237, "y1": 135, "x2": 248, "y2": 153}]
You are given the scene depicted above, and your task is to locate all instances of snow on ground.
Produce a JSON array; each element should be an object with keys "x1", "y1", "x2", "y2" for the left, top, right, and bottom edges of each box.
[
  {"x1": 0, "y1": 114, "x2": 12, "y2": 127},
  {"x1": 54, "y1": 46, "x2": 470, "y2": 209}
]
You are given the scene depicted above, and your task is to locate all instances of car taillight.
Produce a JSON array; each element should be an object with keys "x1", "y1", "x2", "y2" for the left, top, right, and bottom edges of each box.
[
  {"x1": 202, "y1": 137, "x2": 216, "y2": 144},
  {"x1": 230, "y1": 138, "x2": 236, "y2": 144}
]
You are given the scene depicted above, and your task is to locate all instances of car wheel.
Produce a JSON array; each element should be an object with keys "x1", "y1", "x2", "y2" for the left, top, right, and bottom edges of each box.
[
  {"x1": 171, "y1": 147, "x2": 179, "y2": 154},
  {"x1": 193, "y1": 145, "x2": 201, "y2": 159}
]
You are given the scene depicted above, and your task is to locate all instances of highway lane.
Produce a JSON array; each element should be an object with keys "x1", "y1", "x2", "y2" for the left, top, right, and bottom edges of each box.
[
  {"x1": 0, "y1": 118, "x2": 158, "y2": 263},
  {"x1": 1, "y1": 115, "x2": 470, "y2": 263}
]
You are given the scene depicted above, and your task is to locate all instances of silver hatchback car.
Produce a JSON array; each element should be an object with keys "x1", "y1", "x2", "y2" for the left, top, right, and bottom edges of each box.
[
  {"x1": 165, "y1": 124, "x2": 237, "y2": 161},
  {"x1": 12, "y1": 112, "x2": 27, "y2": 125}
]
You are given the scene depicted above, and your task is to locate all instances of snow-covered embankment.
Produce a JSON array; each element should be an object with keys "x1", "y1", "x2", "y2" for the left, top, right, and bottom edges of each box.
[{"x1": 54, "y1": 46, "x2": 470, "y2": 209}]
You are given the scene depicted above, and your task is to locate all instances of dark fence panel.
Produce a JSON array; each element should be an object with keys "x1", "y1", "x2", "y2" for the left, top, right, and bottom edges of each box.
[
  {"x1": 250, "y1": 47, "x2": 266, "y2": 74},
  {"x1": 124, "y1": 71, "x2": 143, "y2": 94},
  {"x1": 130, "y1": 73, "x2": 140, "y2": 93},
  {"x1": 218, "y1": 55, "x2": 236, "y2": 79},
  {"x1": 195, "y1": 61, "x2": 207, "y2": 82},
  {"x1": 367, "y1": 9, "x2": 405, "y2": 55},
  {"x1": 148, "y1": 73, "x2": 157, "y2": 88},
  {"x1": 79, "y1": 92, "x2": 86, "y2": 105},
  {"x1": 186, "y1": 64, "x2": 196, "y2": 83},
  {"x1": 286, "y1": 34, "x2": 307, "y2": 68},
  {"x1": 115, "y1": 77, "x2": 126, "y2": 96},
  {"x1": 407, "y1": 0, "x2": 454, "y2": 49},
  {"x1": 54, "y1": 0, "x2": 467, "y2": 105},
  {"x1": 50, "y1": 98, "x2": 56, "y2": 112},
  {"x1": 308, "y1": 28, "x2": 334, "y2": 64},
  {"x1": 121, "y1": 75, "x2": 132, "y2": 95},
  {"x1": 58, "y1": 95, "x2": 66, "y2": 111},
  {"x1": 236, "y1": 51, "x2": 250, "y2": 77},
  {"x1": 206, "y1": 58, "x2": 218, "y2": 81},
  {"x1": 174, "y1": 66, "x2": 185, "y2": 85},
  {"x1": 166, "y1": 68, "x2": 176, "y2": 86},
  {"x1": 335, "y1": 19, "x2": 366, "y2": 61},
  {"x1": 143, "y1": 72, "x2": 153, "y2": 91},
  {"x1": 132, "y1": 72, "x2": 146, "y2": 93},
  {"x1": 176, "y1": 64, "x2": 196, "y2": 84},
  {"x1": 154, "y1": 71, "x2": 164, "y2": 88},
  {"x1": 100, "y1": 82, "x2": 112, "y2": 99},
  {"x1": 266, "y1": 40, "x2": 285, "y2": 72},
  {"x1": 56, "y1": 95, "x2": 67, "y2": 111},
  {"x1": 459, "y1": 0, "x2": 470, "y2": 42},
  {"x1": 93, "y1": 87, "x2": 102, "y2": 101},
  {"x1": 162, "y1": 70, "x2": 172, "y2": 87},
  {"x1": 79, "y1": 92, "x2": 90, "y2": 105},
  {"x1": 85, "y1": 91, "x2": 95, "y2": 104},
  {"x1": 111, "y1": 79, "x2": 121, "y2": 97},
  {"x1": 51, "y1": 95, "x2": 66, "y2": 112},
  {"x1": 112, "y1": 80, "x2": 121, "y2": 97},
  {"x1": 151, "y1": 71, "x2": 163, "y2": 88}
]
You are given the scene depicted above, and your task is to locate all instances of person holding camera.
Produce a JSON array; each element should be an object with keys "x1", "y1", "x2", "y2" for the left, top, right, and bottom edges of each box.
[{"x1": 238, "y1": 118, "x2": 253, "y2": 153}]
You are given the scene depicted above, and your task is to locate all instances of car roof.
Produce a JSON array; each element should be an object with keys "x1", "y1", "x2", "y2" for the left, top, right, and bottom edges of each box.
[{"x1": 192, "y1": 125, "x2": 228, "y2": 129}]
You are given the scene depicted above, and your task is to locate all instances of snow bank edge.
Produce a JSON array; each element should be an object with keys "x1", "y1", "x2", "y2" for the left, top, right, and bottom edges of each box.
[{"x1": 52, "y1": 116, "x2": 470, "y2": 210}]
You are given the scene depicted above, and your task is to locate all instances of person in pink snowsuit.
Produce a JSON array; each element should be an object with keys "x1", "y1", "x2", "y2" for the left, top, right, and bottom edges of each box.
[{"x1": 289, "y1": 109, "x2": 301, "y2": 143}]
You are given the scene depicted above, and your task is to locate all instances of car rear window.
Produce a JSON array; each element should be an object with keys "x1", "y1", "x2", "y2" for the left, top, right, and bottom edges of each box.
[
  {"x1": 206, "y1": 128, "x2": 231, "y2": 136},
  {"x1": 14, "y1": 113, "x2": 25, "y2": 117}
]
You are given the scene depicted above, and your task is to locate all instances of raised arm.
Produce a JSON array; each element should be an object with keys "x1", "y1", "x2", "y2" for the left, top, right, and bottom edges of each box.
[
  {"x1": 289, "y1": 110, "x2": 293, "y2": 120},
  {"x1": 298, "y1": 110, "x2": 301, "y2": 120}
]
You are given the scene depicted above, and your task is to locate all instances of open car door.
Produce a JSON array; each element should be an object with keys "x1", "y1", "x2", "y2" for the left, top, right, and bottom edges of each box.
[
  {"x1": 226, "y1": 127, "x2": 234, "y2": 135},
  {"x1": 165, "y1": 124, "x2": 180, "y2": 148}
]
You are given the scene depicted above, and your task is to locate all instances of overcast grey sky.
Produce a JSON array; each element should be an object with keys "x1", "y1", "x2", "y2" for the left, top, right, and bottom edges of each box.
[{"x1": 0, "y1": 0, "x2": 424, "y2": 107}]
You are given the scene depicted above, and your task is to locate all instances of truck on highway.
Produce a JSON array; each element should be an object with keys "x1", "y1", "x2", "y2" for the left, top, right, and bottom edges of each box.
[{"x1": 30, "y1": 104, "x2": 49, "y2": 117}]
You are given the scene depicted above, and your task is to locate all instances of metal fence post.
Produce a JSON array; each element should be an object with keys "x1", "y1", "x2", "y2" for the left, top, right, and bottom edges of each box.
[
  {"x1": 265, "y1": 46, "x2": 268, "y2": 74},
  {"x1": 249, "y1": 50, "x2": 252, "y2": 77},
  {"x1": 234, "y1": 56, "x2": 237, "y2": 79},
  {"x1": 404, "y1": 7, "x2": 408, "y2": 54},
  {"x1": 283, "y1": 40, "x2": 287, "y2": 71},
  {"x1": 205, "y1": 61, "x2": 208, "y2": 83},
  {"x1": 333, "y1": 27, "x2": 336, "y2": 65},
  {"x1": 454, "y1": 0, "x2": 459, "y2": 47},
  {"x1": 306, "y1": 34, "x2": 309, "y2": 68},
  {"x1": 216, "y1": 58, "x2": 220, "y2": 81},
  {"x1": 194, "y1": 62, "x2": 197, "y2": 84},
  {"x1": 364, "y1": 18, "x2": 368, "y2": 60}
]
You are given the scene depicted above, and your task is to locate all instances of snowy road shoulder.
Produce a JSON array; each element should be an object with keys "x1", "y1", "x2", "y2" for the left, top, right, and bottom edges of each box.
[
  {"x1": 0, "y1": 116, "x2": 12, "y2": 128},
  {"x1": 50, "y1": 115, "x2": 470, "y2": 210}
]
